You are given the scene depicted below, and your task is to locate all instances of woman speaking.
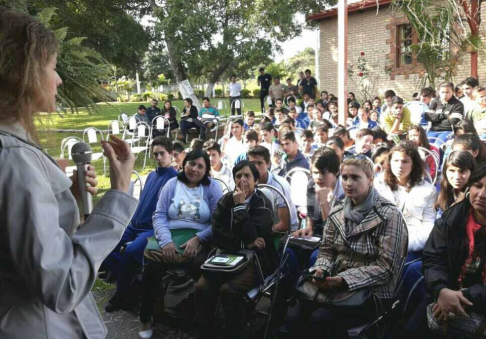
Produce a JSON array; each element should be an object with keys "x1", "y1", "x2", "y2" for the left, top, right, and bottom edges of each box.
[{"x1": 0, "y1": 9, "x2": 138, "y2": 338}]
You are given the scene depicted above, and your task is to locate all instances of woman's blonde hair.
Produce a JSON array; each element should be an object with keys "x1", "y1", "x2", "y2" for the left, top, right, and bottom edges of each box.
[
  {"x1": 0, "y1": 9, "x2": 59, "y2": 143},
  {"x1": 342, "y1": 157, "x2": 374, "y2": 180}
]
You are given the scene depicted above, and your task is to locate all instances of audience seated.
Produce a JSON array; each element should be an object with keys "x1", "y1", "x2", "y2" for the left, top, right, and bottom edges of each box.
[
  {"x1": 243, "y1": 110, "x2": 255, "y2": 130},
  {"x1": 179, "y1": 98, "x2": 208, "y2": 141},
  {"x1": 467, "y1": 86, "x2": 486, "y2": 135},
  {"x1": 350, "y1": 128, "x2": 374, "y2": 158},
  {"x1": 325, "y1": 136, "x2": 345, "y2": 162},
  {"x1": 300, "y1": 130, "x2": 315, "y2": 159},
  {"x1": 198, "y1": 97, "x2": 220, "y2": 131},
  {"x1": 381, "y1": 96, "x2": 412, "y2": 136},
  {"x1": 425, "y1": 82, "x2": 464, "y2": 144},
  {"x1": 103, "y1": 137, "x2": 178, "y2": 313},
  {"x1": 159, "y1": 100, "x2": 179, "y2": 135},
  {"x1": 407, "y1": 124, "x2": 440, "y2": 180},
  {"x1": 203, "y1": 139, "x2": 235, "y2": 191},
  {"x1": 138, "y1": 150, "x2": 223, "y2": 339},
  {"x1": 221, "y1": 118, "x2": 246, "y2": 165},
  {"x1": 354, "y1": 106, "x2": 377, "y2": 129},
  {"x1": 276, "y1": 131, "x2": 310, "y2": 177},
  {"x1": 134, "y1": 105, "x2": 150, "y2": 125},
  {"x1": 287, "y1": 157, "x2": 408, "y2": 337},
  {"x1": 451, "y1": 133, "x2": 486, "y2": 166},
  {"x1": 195, "y1": 161, "x2": 277, "y2": 339},
  {"x1": 171, "y1": 141, "x2": 185, "y2": 172},
  {"x1": 406, "y1": 165, "x2": 486, "y2": 337},
  {"x1": 435, "y1": 150, "x2": 476, "y2": 218}
]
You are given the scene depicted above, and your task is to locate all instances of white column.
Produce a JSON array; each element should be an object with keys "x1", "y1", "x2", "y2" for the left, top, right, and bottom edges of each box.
[
  {"x1": 338, "y1": 0, "x2": 348, "y2": 126},
  {"x1": 136, "y1": 71, "x2": 141, "y2": 94}
]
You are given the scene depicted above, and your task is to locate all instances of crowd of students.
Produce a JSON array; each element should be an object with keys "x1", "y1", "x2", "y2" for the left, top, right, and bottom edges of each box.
[{"x1": 101, "y1": 74, "x2": 486, "y2": 339}]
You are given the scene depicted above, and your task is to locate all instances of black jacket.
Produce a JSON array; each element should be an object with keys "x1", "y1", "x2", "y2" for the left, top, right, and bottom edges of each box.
[
  {"x1": 425, "y1": 96, "x2": 464, "y2": 132},
  {"x1": 181, "y1": 106, "x2": 198, "y2": 121},
  {"x1": 423, "y1": 199, "x2": 486, "y2": 309},
  {"x1": 211, "y1": 189, "x2": 277, "y2": 277}
]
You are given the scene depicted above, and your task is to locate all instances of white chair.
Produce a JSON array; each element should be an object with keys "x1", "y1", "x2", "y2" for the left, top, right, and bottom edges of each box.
[
  {"x1": 60, "y1": 136, "x2": 83, "y2": 160},
  {"x1": 82, "y1": 127, "x2": 106, "y2": 175},
  {"x1": 201, "y1": 114, "x2": 220, "y2": 140},
  {"x1": 131, "y1": 122, "x2": 152, "y2": 169},
  {"x1": 118, "y1": 113, "x2": 129, "y2": 125},
  {"x1": 152, "y1": 116, "x2": 171, "y2": 138},
  {"x1": 284, "y1": 95, "x2": 297, "y2": 106},
  {"x1": 60, "y1": 136, "x2": 83, "y2": 177},
  {"x1": 212, "y1": 177, "x2": 231, "y2": 194},
  {"x1": 123, "y1": 115, "x2": 141, "y2": 146},
  {"x1": 107, "y1": 120, "x2": 125, "y2": 139},
  {"x1": 128, "y1": 170, "x2": 144, "y2": 199},
  {"x1": 427, "y1": 136, "x2": 447, "y2": 151},
  {"x1": 284, "y1": 168, "x2": 311, "y2": 208}
]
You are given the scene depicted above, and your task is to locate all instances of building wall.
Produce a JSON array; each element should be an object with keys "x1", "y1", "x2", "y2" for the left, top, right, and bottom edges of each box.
[{"x1": 317, "y1": 3, "x2": 486, "y2": 102}]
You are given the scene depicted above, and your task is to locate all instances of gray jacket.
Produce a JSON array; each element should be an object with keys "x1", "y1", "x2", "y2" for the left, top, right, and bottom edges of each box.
[{"x1": 0, "y1": 123, "x2": 138, "y2": 338}]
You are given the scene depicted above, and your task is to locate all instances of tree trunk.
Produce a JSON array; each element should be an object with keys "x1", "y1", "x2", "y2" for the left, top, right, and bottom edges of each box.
[{"x1": 205, "y1": 82, "x2": 216, "y2": 98}]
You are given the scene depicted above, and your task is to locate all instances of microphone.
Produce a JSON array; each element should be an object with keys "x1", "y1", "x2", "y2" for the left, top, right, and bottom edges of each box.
[{"x1": 71, "y1": 142, "x2": 93, "y2": 218}]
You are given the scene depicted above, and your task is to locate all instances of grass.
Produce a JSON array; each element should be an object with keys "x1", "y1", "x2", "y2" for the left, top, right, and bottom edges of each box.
[{"x1": 36, "y1": 99, "x2": 263, "y2": 202}]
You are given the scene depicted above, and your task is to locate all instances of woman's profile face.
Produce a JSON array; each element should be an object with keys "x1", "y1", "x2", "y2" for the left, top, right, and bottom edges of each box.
[
  {"x1": 446, "y1": 164, "x2": 471, "y2": 190},
  {"x1": 184, "y1": 157, "x2": 206, "y2": 185},
  {"x1": 469, "y1": 176, "x2": 486, "y2": 216},
  {"x1": 341, "y1": 164, "x2": 372, "y2": 202},
  {"x1": 43, "y1": 53, "x2": 62, "y2": 112}
]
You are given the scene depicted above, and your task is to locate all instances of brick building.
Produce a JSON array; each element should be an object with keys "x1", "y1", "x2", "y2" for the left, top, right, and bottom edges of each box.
[{"x1": 307, "y1": 0, "x2": 486, "y2": 101}]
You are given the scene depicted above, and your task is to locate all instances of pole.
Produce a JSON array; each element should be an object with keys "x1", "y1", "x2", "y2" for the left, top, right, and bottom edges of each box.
[
  {"x1": 338, "y1": 0, "x2": 348, "y2": 126},
  {"x1": 136, "y1": 71, "x2": 141, "y2": 94}
]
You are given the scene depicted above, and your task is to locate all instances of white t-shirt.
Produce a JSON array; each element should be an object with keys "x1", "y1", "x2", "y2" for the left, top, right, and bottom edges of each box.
[
  {"x1": 229, "y1": 82, "x2": 242, "y2": 97},
  {"x1": 224, "y1": 136, "x2": 246, "y2": 165}
]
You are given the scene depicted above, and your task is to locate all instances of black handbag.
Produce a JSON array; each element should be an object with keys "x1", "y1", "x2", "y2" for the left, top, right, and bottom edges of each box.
[{"x1": 295, "y1": 269, "x2": 371, "y2": 307}]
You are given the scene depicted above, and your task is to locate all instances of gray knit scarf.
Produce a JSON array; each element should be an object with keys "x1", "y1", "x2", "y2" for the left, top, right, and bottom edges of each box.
[{"x1": 343, "y1": 187, "x2": 377, "y2": 234}]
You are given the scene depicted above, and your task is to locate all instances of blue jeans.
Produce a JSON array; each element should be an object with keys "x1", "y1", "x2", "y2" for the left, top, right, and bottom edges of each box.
[
  {"x1": 103, "y1": 225, "x2": 154, "y2": 299},
  {"x1": 402, "y1": 252, "x2": 426, "y2": 320}
]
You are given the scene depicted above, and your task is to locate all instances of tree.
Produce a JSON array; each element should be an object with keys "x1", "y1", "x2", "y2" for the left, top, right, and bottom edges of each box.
[
  {"x1": 141, "y1": 49, "x2": 173, "y2": 88},
  {"x1": 394, "y1": 0, "x2": 483, "y2": 86},
  {"x1": 2, "y1": 0, "x2": 151, "y2": 74},
  {"x1": 146, "y1": 0, "x2": 334, "y2": 97},
  {"x1": 37, "y1": 8, "x2": 113, "y2": 114},
  {"x1": 285, "y1": 48, "x2": 316, "y2": 79}
]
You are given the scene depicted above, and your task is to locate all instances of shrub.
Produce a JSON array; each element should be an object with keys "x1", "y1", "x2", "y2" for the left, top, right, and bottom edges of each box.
[
  {"x1": 214, "y1": 88, "x2": 223, "y2": 97},
  {"x1": 142, "y1": 91, "x2": 156, "y2": 101},
  {"x1": 241, "y1": 89, "x2": 251, "y2": 98},
  {"x1": 130, "y1": 94, "x2": 142, "y2": 102},
  {"x1": 253, "y1": 88, "x2": 261, "y2": 97},
  {"x1": 167, "y1": 93, "x2": 175, "y2": 101},
  {"x1": 177, "y1": 91, "x2": 183, "y2": 100}
]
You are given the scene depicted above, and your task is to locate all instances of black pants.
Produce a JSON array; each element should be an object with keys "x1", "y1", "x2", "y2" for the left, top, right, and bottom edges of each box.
[
  {"x1": 260, "y1": 90, "x2": 268, "y2": 113},
  {"x1": 405, "y1": 296, "x2": 435, "y2": 338},
  {"x1": 287, "y1": 298, "x2": 383, "y2": 338},
  {"x1": 139, "y1": 248, "x2": 209, "y2": 323},
  {"x1": 195, "y1": 264, "x2": 257, "y2": 337},
  {"x1": 180, "y1": 119, "x2": 207, "y2": 139},
  {"x1": 229, "y1": 96, "x2": 242, "y2": 116}
]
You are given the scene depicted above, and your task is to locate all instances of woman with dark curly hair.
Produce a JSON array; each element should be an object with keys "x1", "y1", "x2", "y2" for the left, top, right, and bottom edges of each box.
[{"x1": 375, "y1": 141, "x2": 437, "y2": 255}]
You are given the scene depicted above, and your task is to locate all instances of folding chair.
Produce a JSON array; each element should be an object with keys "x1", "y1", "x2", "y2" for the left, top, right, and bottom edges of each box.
[
  {"x1": 118, "y1": 113, "x2": 129, "y2": 125},
  {"x1": 152, "y1": 116, "x2": 171, "y2": 138},
  {"x1": 107, "y1": 120, "x2": 125, "y2": 139},
  {"x1": 123, "y1": 115, "x2": 140, "y2": 146},
  {"x1": 212, "y1": 177, "x2": 231, "y2": 194},
  {"x1": 419, "y1": 146, "x2": 440, "y2": 185},
  {"x1": 82, "y1": 127, "x2": 106, "y2": 175},
  {"x1": 128, "y1": 170, "x2": 144, "y2": 198},
  {"x1": 60, "y1": 136, "x2": 83, "y2": 177},
  {"x1": 131, "y1": 122, "x2": 152, "y2": 169}
]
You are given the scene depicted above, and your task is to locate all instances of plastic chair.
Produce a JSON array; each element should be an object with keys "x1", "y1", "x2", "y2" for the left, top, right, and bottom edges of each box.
[
  {"x1": 419, "y1": 146, "x2": 440, "y2": 185},
  {"x1": 404, "y1": 101, "x2": 429, "y2": 125},
  {"x1": 128, "y1": 170, "x2": 144, "y2": 198},
  {"x1": 131, "y1": 122, "x2": 152, "y2": 169},
  {"x1": 60, "y1": 136, "x2": 83, "y2": 160},
  {"x1": 118, "y1": 113, "x2": 129, "y2": 124},
  {"x1": 152, "y1": 116, "x2": 171, "y2": 138},
  {"x1": 82, "y1": 127, "x2": 106, "y2": 175},
  {"x1": 212, "y1": 177, "x2": 231, "y2": 194},
  {"x1": 107, "y1": 120, "x2": 125, "y2": 138},
  {"x1": 123, "y1": 115, "x2": 141, "y2": 146},
  {"x1": 284, "y1": 168, "x2": 311, "y2": 208}
]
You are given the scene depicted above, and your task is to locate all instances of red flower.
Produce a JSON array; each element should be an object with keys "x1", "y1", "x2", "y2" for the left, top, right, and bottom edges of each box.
[
  {"x1": 358, "y1": 72, "x2": 364, "y2": 77},
  {"x1": 360, "y1": 52, "x2": 365, "y2": 56}
]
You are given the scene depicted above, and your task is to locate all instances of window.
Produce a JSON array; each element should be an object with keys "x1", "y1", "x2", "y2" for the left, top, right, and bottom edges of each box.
[{"x1": 396, "y1": 24, "x2": 418, "y2": 67}]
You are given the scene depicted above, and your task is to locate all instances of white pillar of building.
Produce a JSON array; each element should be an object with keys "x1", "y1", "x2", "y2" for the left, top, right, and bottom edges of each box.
[{"x1": 338, "y1": 0, "x2": 348, "y2": 126}]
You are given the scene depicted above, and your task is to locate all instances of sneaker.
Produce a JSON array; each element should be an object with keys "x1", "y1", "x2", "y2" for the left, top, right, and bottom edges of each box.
[{"x1": 138, "y1": 321, "x2": 153, "y2": 339}]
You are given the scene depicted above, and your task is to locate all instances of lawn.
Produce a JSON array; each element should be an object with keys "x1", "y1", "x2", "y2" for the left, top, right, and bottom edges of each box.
[{"x1": 36, "y1": 99, "x2": 262, "y2": 202}]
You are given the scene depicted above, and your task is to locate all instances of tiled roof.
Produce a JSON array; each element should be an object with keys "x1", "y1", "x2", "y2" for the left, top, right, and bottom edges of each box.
[{"x1": 307, "y1": 0, "x2": 393, "y2": 22}]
